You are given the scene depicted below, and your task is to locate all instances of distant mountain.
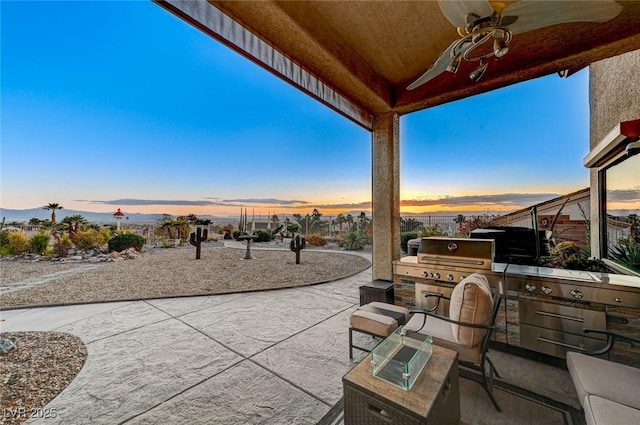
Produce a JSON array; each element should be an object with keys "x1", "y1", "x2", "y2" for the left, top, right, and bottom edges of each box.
[{"x1": 0, "y1": 208, "x2": 233, "y2": 225}]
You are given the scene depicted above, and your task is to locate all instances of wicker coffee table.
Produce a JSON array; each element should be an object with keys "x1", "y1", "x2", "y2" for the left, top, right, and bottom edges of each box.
[{"x1": 342, "y1": 344, "x2": 460, "y2": 425}]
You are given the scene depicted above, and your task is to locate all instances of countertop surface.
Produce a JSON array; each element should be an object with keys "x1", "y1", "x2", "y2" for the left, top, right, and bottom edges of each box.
[{"x1": 396, "y1": 256, "x2": 640, "y2": 291}]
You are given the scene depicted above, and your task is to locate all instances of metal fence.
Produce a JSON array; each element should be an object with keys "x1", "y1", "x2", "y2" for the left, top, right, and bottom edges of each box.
[{"x1": 400, "y1": 215, "x2": 459, "y2": 234}]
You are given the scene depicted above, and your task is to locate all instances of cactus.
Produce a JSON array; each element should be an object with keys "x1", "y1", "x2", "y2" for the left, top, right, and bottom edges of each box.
[
  {"x1": 189, "y1": 227, "x2": 208, "y2": 259},
  {"x1": 290, "y1": 235, "x2": 306, "y2": 264}
]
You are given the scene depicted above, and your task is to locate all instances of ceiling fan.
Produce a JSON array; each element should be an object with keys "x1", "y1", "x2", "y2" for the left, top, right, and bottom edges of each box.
[{"x1": 407, "y1": 0, "x2": 623, "y2": 90}]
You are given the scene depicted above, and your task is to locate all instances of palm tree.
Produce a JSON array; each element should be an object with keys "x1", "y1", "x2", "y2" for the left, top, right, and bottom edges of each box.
[
  {"x1": 357, "y1": 212, "x2": 370, "y2": 231},
  {"x1": 454, "y1": 214, "x2": 466, "y2": 232},
  {"x1": 335, "y1": 214, "x2": 346, "y2": 233},
  {"x1": 63, "y1": 214, "x2": 87, "y2": 235},
  {"x1": 346, "y1": 214, "x2": 354, "y2": 232},
  {"x1": 270, "y1": 214, "x2": 279, "y2": 229},
  {"x1": 184, "y1": 214, "x2": 198, "y2": 224},
  {"x1": 43, "y1": 203, "x2": 63, "y2": 224},
  {"x1": 293, "y1": 213, "x2": 308, "y2": 234},
  {"x1": 160, "y1": 221, "x2": 175, "y2": 239},
  {"x1": 293, "y1": 210, "x2": 328, "y2": 235},
  {"x1": 174, "y1": 217, "x2": 191, "y2": 241}
]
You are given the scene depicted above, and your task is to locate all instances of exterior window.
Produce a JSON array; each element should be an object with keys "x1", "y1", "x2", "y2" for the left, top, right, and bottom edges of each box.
[{"x1": 603, "y1": 154, "x2": 640, "y2": 272}]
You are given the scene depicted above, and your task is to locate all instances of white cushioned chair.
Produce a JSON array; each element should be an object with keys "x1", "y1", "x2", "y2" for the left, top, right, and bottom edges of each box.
[
  {"x1": 403, "y1": 273, "x2": 503, "y2": 411},
  {"x1": 566, "y1": 329, "x2": 640, "y2": 425}
]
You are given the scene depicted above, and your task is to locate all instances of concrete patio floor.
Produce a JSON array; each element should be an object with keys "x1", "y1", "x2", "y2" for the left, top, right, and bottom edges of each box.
[{"x1": 1, "y1": 257, "x2": 375, "y2": 425}]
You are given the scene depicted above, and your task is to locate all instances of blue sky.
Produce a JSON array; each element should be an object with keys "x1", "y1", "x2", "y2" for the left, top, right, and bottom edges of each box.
[{"x1": 1, "y1": 1, "x2": 590, "y2": 217}]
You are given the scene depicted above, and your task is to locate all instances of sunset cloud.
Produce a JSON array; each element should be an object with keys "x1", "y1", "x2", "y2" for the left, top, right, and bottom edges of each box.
[
  {"x1": 607, "y1": 188, "x2": 640, "y2": 203},
  {"x1": 221, "y1": 198, "x2": 309, "y2": 205},
  {"x1": 84, "y1": 199, "x2": 227, "y2": 206},
  {"x1": 79, "y1": 192, "x2": 568, "y2": 213},
  {"x1": 400, "y1": 193, "x2": 559, "y2": 208}
]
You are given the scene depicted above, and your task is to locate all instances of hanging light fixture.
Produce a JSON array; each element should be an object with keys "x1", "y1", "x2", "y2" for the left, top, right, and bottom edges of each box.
[
  {"x1": 469, "y1": 59, "x2": 488, "y2": 82},
  {"x1": 493, "y1": 37, "x2": 509, "y2": 58}
]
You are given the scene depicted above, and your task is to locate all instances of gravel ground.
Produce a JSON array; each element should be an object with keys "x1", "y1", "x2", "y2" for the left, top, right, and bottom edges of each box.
[
  {"x1": 0, "y1": 332, "x2": 87, "y2": 425},
  {"x1": 0, "y1": 246, "x2": 370, "y2": 422},
  {"x1": 1, "y1": 246, "x2": 371, "y2": 309},
  {"x1": 0, "y1": 261, "x2": 79, "y2": 285}
]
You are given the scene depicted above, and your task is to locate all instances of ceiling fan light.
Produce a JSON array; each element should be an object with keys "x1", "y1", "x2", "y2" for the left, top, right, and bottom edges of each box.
[
  {"x1": 446, "y1": 55, "x2": 462, "y2": 73},
  {"x1": 469, "y1": 61, "x2": 488, "y2": 82},
  {"x1": 493, "y1": 39, "x2": 509, "y2": 58}
]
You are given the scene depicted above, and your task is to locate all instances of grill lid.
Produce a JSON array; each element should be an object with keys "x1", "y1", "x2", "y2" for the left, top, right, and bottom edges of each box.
[{"x1": 417, "y1": 237, "x2": 494, "y2": 270}]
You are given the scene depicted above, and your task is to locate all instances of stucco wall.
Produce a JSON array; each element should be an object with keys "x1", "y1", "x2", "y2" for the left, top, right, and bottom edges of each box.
[
  {"x1": 588, "y1": 49, "x2": 640, "y2": 258},
  {"x1": 589, "y1": 49, "x2": 640, "y2": 148}
]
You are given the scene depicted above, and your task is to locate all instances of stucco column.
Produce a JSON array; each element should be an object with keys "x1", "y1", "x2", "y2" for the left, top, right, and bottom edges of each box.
[{"x1": 371, "y1": 112, "x2": 401, "y2": 281}]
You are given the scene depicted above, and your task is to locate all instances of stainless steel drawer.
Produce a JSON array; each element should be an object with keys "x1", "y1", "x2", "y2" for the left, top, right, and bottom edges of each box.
[
  {"x1": 519, "y1": 324, "x2": 606, "y2": 358},
  {"x1": 519, "y1": 299, "x2": 606, "y2": 338},
  {"x1": 415, "y1": 283, "x2": 453, "y2": 317}
]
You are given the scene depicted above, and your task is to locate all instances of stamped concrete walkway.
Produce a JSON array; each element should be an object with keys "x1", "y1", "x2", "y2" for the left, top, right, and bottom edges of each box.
[{"x1": 1, "y1": 255, "x2": 376, "y2": 425}]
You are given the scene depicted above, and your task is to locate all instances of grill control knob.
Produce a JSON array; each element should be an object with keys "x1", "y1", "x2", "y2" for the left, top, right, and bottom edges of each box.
[
  {"x1": 542, "y1": 286, "x2": 552, "y2": 295},
  {"x1": 570, "y1": 290, "x2": 584, "y2": 300},
  {"x1": 524, "y1": 282, "x2": 536, "y2": 292},
  {"x1": 433, "y1": 273, "x2": 441, "y2": 280},
  {"x1": 422, "y1": 271, "x2": 429, "y2": 278},
  {"x1": 447, "y1": 274, "x2": 454, "y2": 281}
]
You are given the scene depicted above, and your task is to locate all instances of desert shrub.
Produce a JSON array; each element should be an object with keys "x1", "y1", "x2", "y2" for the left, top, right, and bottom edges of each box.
[
  {"x1": 0, "y1": 231, "x2": 11, "y2": 256},
  {"x1": 7, "y1": 232, "x2": 30, "y2": 255},
  {"x1": 221, "y1": 225, "x2": 234, "y2": 239},
  {"x1": 29, "y1": 232, "x2": 50, "y2": 255},
  {"x1": 155, "y1": 237, "x2": 176, "y2": 248},
  {"x1": 286, "y1": 224, "x2": 299, "y2": 236},
  {"x1": 419, "y1": 224, "x2": 446, "y2": 237},
  {"x1": 341, "y1": 231, "x2": 367, "y2": 251},
  {"x1": 564, "y1": 257, "x2": 609, "y2": 272},
  {"x1": 306, "y1": 235, "x2": 327, "y2": 246},
  {"x1": 108, "y1": 233, "x2": 146, "y2": 252},
  {"x1": 400, "y1": 231, "x2": 419, "y2": 253},
  {"x1": 73, "y1": 229, "x2": 109, "y2": 250},
  {"x1": 207, "y1": 235, "x2": 220, "y2": 242},
  {"x1": 0, "y1": 230, "x2": 9, "y2": 249},
  {"x1": 254, "y1": 229, "x2": 276, "y2": 242},
  {"x1": 54, "y1": 235, "x2": 74, "y2": 257},
  {"x1": 610, "y1": 238, "x2": 640, "y2": 272},
  {"x1": 551, "y1": 241, "x2": 583, "y2": 261}
]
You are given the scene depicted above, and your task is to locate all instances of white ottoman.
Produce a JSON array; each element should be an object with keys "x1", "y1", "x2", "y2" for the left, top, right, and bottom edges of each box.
[{"x1": 349, "y1": 302, "x2": 410, "y2": 358}]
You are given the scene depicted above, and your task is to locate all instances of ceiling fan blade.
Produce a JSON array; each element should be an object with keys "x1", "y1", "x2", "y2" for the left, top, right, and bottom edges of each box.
[
  {"x1": 438, "y1": 0, "x2": 495, "y2": 28},
  {"x1": 503, "y1": 0, "x2": 623, "y2": 34},
  {"x1": 407, "y1": 40, "x2": 473, "y2": 90}
]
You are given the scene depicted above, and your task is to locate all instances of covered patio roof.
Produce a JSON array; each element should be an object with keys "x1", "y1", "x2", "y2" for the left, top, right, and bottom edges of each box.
[
  {"x1": 154, "y1": 0, "x2": 640, "y2": 280},
  {"x1": 156, "y1": 0, "x2": 640, "y2": 129}
]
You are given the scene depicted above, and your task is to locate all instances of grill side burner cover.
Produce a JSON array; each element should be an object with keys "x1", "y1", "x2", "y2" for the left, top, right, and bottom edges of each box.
[{"x1": 470, "y1": 227, "x2": 551, "y2": 265}]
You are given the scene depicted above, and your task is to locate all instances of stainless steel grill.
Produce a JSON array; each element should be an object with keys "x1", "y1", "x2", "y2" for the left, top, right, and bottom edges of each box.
[{"x1": 411, "y1": 237, "x2": 504, "y2": 316}]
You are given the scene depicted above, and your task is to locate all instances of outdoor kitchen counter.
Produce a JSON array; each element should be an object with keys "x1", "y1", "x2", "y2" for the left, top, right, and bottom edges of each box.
[
  {"x1": 396, "y1": 256, "x2": 640, "y2": 293},
  {"x1": 393, "y1": 257, "x2": 640, "y2": 367},
  {"x1": 504, "y1": 263, "x2": 640, "y2": 290}
]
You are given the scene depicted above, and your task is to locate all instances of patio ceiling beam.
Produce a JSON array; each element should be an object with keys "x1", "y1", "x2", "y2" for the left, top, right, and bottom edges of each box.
[{"x1": 156, "y1": 0, "x2": 397, "y2": 131}]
